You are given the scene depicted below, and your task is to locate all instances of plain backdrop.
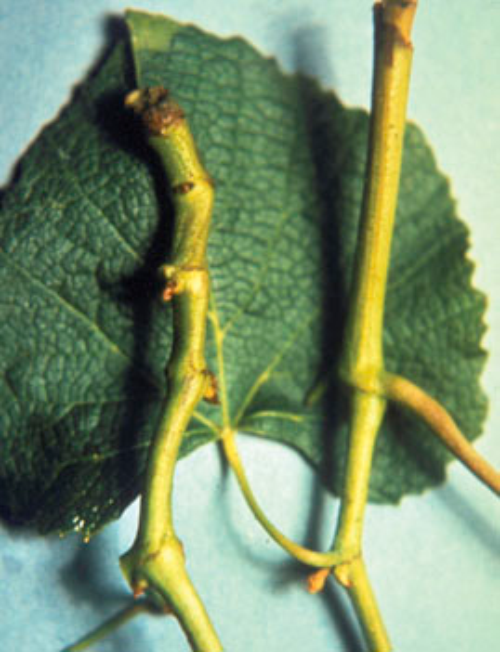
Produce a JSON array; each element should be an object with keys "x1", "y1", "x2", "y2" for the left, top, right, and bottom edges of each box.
[{"x1": 0, "y1": 1, "x2": 499, "y2": 651}]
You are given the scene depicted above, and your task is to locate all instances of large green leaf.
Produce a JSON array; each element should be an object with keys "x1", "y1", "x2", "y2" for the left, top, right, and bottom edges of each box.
[{"x1": 0, "y1": 10, "x2": 487, "y2": 538}]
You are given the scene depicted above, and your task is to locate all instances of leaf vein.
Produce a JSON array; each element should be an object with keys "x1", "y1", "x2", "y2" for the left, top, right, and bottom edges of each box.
[{"x1": 0, "y1": 249, "x2": 144, "y2": 373}]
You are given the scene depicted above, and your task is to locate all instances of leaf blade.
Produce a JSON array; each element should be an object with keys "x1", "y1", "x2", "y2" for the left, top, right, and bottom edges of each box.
[{"x1": 0, "y1": 11, "x2": 487, "y2": 536}]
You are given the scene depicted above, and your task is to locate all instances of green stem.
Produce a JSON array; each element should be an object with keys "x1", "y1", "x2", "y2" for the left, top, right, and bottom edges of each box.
[
  {"x1": 336, "y1": 0, "x2": 417, "y2": 538},
  {"x1": 333, "y1": 393, "x2": 386, "y2": 557},
  {"x1": 63, "y1": 600, "x2": 159, "y2": 652},
  {"x1": 337, "y1": 0, "x2": 417, "y2": 536},
  {"x1": 120, "y1": 87, "x2": 222, "y2": 652},
  {"x1": 326, "y1": 2, "x2": 418, "y2": 650},
  {"x1": 335, "y1": 558, "x2": 391, "y2": 652},
  {"x1": 221, "y1": 428, "x2": 348, "y2": 568},
  {"x1": 340, "y1": 0, "x2": 416, "y2": 392}
]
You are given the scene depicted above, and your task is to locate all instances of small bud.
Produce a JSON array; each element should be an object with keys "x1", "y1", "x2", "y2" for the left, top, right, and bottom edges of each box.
[
  {"x1": 333, "y1": 564, "x2": 352, "y2": 589},
  {"x1": 125, "y1": 87, "x2": 184, "y2": 136},
  {"x1": 133, "y1": 580, "x2": 148, "y2": 599},
  {"x1": 159, "y1": 264, "x2": 184, "y2": 301},
  {"x1": 307, "y1": 568, "x2": 330, "y2": 594},
  {"x1": 162, "y1": 280, "x2": 178, "y2": 302}
]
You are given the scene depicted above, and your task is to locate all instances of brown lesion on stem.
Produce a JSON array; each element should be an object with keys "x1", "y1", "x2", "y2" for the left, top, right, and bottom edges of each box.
[
  {"x1": 377, "y1": 0, "x2": 417, "y2": 49},
  {"x1": 125, "y1": 86, "x2": 185, "y2": 136},
  {"x1": 173, "y1": 181, "x2": 195, "y2": 194}
]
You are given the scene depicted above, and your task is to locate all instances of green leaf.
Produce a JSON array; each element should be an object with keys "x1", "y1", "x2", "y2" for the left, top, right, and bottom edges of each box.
[{"x1": 0, "y1": 10, "x2": 487, "y2": 538}]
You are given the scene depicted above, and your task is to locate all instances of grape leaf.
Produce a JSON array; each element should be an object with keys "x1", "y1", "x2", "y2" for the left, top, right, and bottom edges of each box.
[{"x1": 0, "y1": 10, "x2": 487, "y2": 538}]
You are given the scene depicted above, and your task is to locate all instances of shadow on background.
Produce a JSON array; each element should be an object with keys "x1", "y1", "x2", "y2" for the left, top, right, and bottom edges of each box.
[
  {"x1": 436, "y1": 481, "x2": 500, "y2": 556},
  {"x1": 59, "y1": 536, "x2": 154, "y2": 652}
]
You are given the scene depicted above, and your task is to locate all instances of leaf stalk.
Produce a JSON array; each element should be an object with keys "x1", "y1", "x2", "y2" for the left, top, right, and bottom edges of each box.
[
  {"x1": 385, "y1": 373, "x2": 500, "y2": 495},
  {"x1": 221, "y1": 428, "x2": 350, "y2": 568}
]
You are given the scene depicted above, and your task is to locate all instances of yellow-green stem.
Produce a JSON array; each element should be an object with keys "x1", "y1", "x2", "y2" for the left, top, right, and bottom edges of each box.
[
  {"x1": 221, "y1": 428, "x2": 349, "y2": 568},
  {"x1": 119, "y1": 88, "x2": 222, "y2": 652},
  {"x1": 340, "y1": 0, "x2": 415, "y2": 392},
  {"x1": 63, "y1": 600, "x2": 159, "y2": 652},
  {"x1": 335, "y1": 558, "x2": 391, "y2": 652},
  {"x1": 329, "y1": 3, "x2": 417, "y2": 650},
  {"x1": 335, "y1": 0, "x2": 417, "y2": 548},
  {"x1": 333, "y1": 393, "x2": 386, "y2": 556}
]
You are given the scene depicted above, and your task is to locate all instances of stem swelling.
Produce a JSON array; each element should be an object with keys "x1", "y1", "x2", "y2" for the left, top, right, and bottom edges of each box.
[{"x1": 119, "y1": 87, "x2": 222, "y2": 652}]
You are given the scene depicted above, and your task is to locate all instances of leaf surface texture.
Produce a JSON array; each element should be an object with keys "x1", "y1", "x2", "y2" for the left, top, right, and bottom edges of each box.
[{"x1": 0, "y1": 11, "x2": 487, "y2": 537}]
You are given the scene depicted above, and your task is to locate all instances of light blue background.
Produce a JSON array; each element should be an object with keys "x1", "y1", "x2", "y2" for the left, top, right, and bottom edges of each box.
[{"x1": 1, "y1": 1, "x2": 499, "y2": 651}]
